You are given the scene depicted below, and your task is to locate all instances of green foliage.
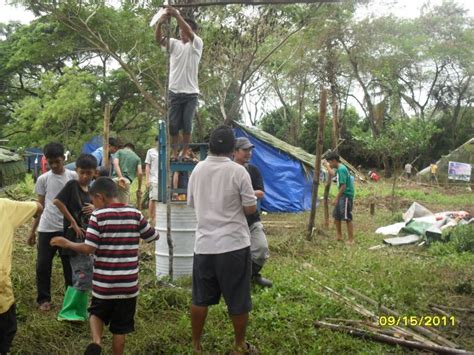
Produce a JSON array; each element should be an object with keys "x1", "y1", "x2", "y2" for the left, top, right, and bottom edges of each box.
[{"x1": 351, "y1": 118, "x2": 440, "y2": 167}]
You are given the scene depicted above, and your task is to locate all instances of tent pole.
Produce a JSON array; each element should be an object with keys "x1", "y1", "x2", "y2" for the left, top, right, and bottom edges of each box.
[
  {"x1": 165, "y1": 17, "x2": 174, "y2": 281},
  {"x1": 103, "y1": 103, "x2": 110, "y2": 169},
  {"x1": 307, "y1": 88, "x2": 327, "y2": 241}
]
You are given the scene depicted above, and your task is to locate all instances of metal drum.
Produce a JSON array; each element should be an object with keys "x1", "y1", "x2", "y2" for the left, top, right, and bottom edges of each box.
[{"x1": 155, "y1": 203, "x2": 196, "y2": 279}]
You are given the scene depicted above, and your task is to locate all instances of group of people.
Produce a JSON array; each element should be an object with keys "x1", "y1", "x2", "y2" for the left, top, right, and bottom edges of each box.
[{"x1": 1, "y1": 5, "x2": 357, "y2": 354}]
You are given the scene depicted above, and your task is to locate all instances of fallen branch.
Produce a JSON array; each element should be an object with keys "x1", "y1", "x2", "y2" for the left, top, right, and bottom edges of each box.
[
  {"x1": 346, "y1": 287, "x2": 458, "y2": 349},
  {"x1": 430, "y1": 306, "x2": 452, "y2": 318},
  {"x1": 296, "y1": 271, "x2": 437, "y2": 346},
  {"x1": 314, "y1": 321, "x2": 469, "y2": 355}
]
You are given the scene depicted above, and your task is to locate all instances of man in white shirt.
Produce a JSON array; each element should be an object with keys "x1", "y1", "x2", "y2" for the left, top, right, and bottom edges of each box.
[
  {"x1": 155, "y1": 6, "x2": 203, "y2": 161},
  {"x1": 404, "y1": 163, "x2": 413, "y2": 179},
  {"x1": 187, "y1": 126, "x2": 258, "y2": 354},
  {"x1": 145, "y1": 136, "x2": 159, "y2": 227}
]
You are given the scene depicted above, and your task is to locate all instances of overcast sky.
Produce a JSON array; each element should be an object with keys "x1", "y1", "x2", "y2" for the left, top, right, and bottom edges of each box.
[{"x1": 1, "y1": 0, "x2": 474, "y2": 24}]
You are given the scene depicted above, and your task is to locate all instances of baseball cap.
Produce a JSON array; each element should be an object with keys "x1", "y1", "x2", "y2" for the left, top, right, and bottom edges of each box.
[{"x1": 235, "y1": 137, "x2": 254, "y2": 150}]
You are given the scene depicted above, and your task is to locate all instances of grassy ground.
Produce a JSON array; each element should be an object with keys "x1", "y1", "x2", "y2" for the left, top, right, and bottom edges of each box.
[{"x1": 3, "y1": 176, "x2": 474, "y2": 354}]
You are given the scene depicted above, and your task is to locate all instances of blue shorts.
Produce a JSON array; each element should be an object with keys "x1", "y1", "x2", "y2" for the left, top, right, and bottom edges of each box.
[{"x1": 333, "y1": 196, "x2": 353, "y2": 221}]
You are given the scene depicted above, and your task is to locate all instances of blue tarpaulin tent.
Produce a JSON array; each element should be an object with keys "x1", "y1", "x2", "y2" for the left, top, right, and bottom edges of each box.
[
  {"x1": 234, "y1": 123, "x2": 315, "y2": 213},
  {"x1": 82, "y1": 136, "x2": 102, "y2": 154}
]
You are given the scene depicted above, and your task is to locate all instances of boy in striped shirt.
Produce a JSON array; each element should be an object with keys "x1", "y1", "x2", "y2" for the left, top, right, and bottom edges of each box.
[{"x1": 51, "y1": 177, "x2": 158, "y2": 355}]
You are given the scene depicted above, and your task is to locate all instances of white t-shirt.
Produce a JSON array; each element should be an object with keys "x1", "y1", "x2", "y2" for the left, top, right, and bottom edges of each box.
[
  {"x1": 405, "y1": 163, "x2": 412, "y2": 173},
  {"x1": 35, "y1": 169, "x2": 78, "y2": 232},
  {"x1": 187, "y1": 156, "x2": 257, "y2": 254},
  {"x1": 145, "y1": 147, "x2": 159, "y2": 184},
  {"x1": 165, "y1": 36, "x2": 203, "y2": 94}
]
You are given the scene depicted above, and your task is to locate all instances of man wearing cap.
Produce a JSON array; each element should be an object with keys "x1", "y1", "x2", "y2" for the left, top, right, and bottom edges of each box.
[
  {"x1": 188, "y1": 126, "x2": 258, "y2": 353},
  {"x1": 234, "y1": 137, "x2": 272, "y2": 288}
]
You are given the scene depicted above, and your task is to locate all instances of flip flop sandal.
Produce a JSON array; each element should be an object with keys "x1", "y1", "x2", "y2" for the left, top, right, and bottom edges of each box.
[
  {"x1": 38, "y1": 301, "x2": 51, "y2": 311},
  {"x1": 230, "y1": 342, "x2": 258, "y2": 355},
  {"x1": 170, "y1": 157, "x2": 178, "y2": 162}
]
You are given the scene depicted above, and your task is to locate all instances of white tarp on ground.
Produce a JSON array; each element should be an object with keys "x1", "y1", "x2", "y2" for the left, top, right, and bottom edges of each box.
[
  {"x1": 375, "y1": 222, "x2": 406, "y2": 236},
  {"x1": 403, "y1": 202, "x2": 434, "y2": 222},
  {"x1": 383, "y1": 235, "x2": 421, "y2": 246}
]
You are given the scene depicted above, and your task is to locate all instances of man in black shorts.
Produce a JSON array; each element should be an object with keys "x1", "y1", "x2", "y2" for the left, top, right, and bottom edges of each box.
[
  {"x1": 187, "y1": 126, "x2": 258, "y2": 353},
  {"x1": 155, "y1": 6, "x2": 203, "y2": 161}
]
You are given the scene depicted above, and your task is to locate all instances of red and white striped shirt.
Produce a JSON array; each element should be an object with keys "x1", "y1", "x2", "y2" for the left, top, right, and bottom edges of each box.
[{"x1": 85, "y1": 203, "x2": 158, "y2": 299}]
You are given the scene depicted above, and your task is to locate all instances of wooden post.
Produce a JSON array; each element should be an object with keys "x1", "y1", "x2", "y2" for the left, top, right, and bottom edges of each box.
[
  {"x1": 307, "y1": 88, "x2": 327, "y2": 240},
  {"x1": 331, "y1": 98, "x2": 339, "y2": 151},
  {"x1": 370, "y1": 202, "x2": 375, "y2": 216},
  {"x1": 103, "y1": 103, "x2": 110, "y2": 168},
  {"x1": 165, "y1": 19, "x2": 174, "y2": 280}
]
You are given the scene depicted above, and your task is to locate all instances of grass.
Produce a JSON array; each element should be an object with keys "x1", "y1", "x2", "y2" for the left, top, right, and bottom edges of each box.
[{"x1": 3, "y1": 175, "x2": 474, "y2": 354}]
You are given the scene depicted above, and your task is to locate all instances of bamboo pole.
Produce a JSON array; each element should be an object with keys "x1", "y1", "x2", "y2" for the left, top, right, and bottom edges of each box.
[
  {"x1": 306, "y1": 88, "x2": 327, "y2": 240},
  {"x1": 165, "y1": 18, "x2": 174, "y2": 280},
  {"x1": 298, "y1": 271, "x2": 439, "y2": 346},
  {"x1": 314, "y1": 321, "x2": 469, "y2": 354},
  {"x1": 103, "y1": 103, "x2": 110, "y2": 168},
  {"x1": 172, "y1": 0, "x2": 341, "y2": 6},
  {"x1": 346, "y1": 287, "x2": 458, "y2": 348}
]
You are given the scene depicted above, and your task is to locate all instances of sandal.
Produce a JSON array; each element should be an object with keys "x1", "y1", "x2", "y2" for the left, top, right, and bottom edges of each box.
[
  {"x1": 38, "y1": 301, "x2": 51, "y2": 311},
  {"x1": 232, "y1": 342, "x2": 258, "y2": 355}
]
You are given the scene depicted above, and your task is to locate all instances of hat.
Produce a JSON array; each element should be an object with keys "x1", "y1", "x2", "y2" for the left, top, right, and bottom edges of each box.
[{"x1": 235, "y1": 137, "x2": 254, "y2": 150}]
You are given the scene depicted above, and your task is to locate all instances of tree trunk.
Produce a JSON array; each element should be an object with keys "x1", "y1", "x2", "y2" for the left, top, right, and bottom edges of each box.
[{"x1": 307, "y1": 88, "x2": 328, "y2": 240}]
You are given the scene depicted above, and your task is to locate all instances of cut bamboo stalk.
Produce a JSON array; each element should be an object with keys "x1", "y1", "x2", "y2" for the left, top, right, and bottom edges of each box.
[
  {"x1": 314, "y1": 321, "x2": 469, "y2": 354},
  {"x1": 346, "y1": 287, "x2": 458, "y2": 348}
]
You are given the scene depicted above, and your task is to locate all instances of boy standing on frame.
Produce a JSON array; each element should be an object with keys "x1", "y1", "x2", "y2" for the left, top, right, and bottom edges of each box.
[
  {"x1": 28, "y1": 142, "x2": 77, "y2": 311},
  {"x1": 155, "y1": 5, "x2": 203, "y2": 161},
  {"x1": 51, "y1": 177, "x2": 158, "y2": 355},
  {"x1": 53, "y1": 154, "x2": 97, "y2": 321}
]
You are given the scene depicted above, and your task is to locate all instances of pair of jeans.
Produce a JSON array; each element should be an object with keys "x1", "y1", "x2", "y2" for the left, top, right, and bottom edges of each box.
[{"x1": 36, "y1": 232, "x2": 73, "y2": 304}]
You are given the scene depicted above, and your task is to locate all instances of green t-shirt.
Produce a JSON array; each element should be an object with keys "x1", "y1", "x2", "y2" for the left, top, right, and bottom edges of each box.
[
  {"x1": 336, "y1": 164, "x2": 354, "y2": 199},
  {"x1": 113, "y1": 148, "x2": 141, "y2": 182}
]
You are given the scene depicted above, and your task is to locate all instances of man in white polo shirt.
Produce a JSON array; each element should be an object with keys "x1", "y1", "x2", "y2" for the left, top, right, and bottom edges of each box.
[
  {"x1": 187, "y1": 125, "x2": 258, "y2": 354},
  {"x1": 155, "y1": 6, "x2": 203, "y2": 162}
]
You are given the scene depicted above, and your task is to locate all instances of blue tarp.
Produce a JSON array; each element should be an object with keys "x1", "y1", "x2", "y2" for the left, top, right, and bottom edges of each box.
[
  {"x1": 82, "y1": 136, "x2": 102, "y2": 154},
  {"x1": 234, "y1": 127, "x2": 313, "y2": 213}
]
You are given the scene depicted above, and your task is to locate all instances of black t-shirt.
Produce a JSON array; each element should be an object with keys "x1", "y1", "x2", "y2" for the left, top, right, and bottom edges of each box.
[
  {"x1": 55, "y1": 180, "x2": 91, "y2": 231},
  {"x1": 244, "y1": 163, "x2": 264, "y2": 227}
]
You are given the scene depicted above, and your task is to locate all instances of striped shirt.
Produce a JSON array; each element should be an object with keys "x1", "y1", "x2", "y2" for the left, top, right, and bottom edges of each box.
[{"x1": 85, "y1": 203, "x2": 158, "y2": 299}]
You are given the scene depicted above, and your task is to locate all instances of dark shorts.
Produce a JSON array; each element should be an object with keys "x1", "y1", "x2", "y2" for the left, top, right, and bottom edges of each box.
[
  {"x1": 0, "y1": 304, "x2": 17, "y2": 353},
  {"x1": 192, "y1": 247, "x2": 252, "y2": 315},
  {"x1": 333, "y1": 196, "x2": 353, "y2": 221},
  {"x1": 169, "y1": 91, "x2": 198, "y2": 136},
  {"x1": 88, "y1": 297, "x2": 137, "y2": 334}
]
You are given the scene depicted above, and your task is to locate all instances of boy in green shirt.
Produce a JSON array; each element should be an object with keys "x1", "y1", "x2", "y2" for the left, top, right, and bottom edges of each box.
[
  {"x1": 325, "y1": 152, "x2": 355, "y2": 244},
  {"x1": 113, "y1": 143, "x2": 143, "y2": 205}
]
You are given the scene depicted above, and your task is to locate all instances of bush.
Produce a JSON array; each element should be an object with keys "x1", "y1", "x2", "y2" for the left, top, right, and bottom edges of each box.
[
  {"x1": 450, "y1": 224, "x2": 474, "y2": 253},
  {"x1": 430, "y1": 224, "x2": 474, "y2": 255}
]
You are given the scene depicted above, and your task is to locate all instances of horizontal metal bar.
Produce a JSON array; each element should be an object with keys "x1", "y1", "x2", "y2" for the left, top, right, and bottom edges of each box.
[{"x1": 172, "y1": 0, "x2": 342, "y2": 6}]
